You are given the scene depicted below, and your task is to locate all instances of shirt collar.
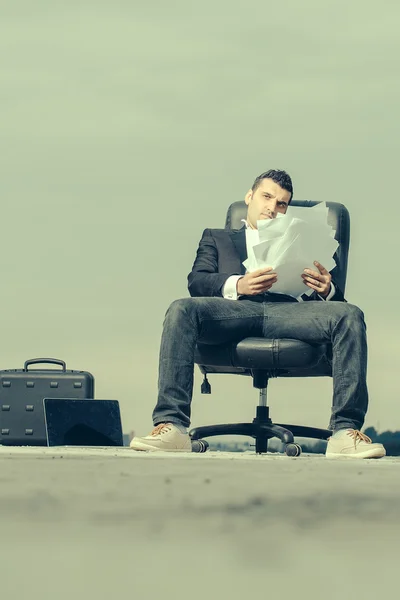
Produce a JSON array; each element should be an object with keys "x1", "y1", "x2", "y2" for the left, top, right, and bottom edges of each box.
[{"x1": 241, "y1": 219, "x2": 254, "y2": 230}]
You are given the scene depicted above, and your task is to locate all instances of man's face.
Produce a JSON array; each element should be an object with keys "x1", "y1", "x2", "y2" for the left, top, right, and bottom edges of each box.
[{"x1": 245, "y1": 178, "x2": 291, "y2": 229}]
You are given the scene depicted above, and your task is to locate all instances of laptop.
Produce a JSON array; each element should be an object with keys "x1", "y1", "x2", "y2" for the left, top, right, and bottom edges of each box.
[{"x1": 43, "y1": 398, "x2": 124, "y2": 447}]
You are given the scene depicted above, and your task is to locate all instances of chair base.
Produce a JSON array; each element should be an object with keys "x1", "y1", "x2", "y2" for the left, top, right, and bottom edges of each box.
[{"x1": 189, "y1": 406, "x2": 332, "y2": 455}]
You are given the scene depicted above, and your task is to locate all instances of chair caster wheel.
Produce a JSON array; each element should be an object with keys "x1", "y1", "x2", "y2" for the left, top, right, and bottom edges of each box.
[
  {"x1": 285, "y1": 443, "x2": 302, "y2": 457},
  {"x1": 191, "y1": 439, "x2": 209, "y2": 453}
]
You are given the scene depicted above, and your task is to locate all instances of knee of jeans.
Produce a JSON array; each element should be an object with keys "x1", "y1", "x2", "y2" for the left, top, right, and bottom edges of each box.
[
  {"x1": 328, "y1": 302, "x2": 365, "y2": 330},
  {"x1": 345, "y1": 303, "x2": 365, "y2": 322},
  {"x1": 165, "y1": 298, "x2": 197, "y2": 323},
  {"x1": 333, "y1": 302, "x2": 365, "y2": 326}
]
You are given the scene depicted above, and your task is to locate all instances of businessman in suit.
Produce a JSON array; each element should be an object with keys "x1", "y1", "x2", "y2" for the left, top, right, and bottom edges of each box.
[{"x1": 131, "y1": 169, "x2": 385, "y2": 458}]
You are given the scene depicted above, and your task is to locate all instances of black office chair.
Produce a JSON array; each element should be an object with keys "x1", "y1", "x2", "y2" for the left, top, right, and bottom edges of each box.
[{"x1": 189, "y1": 200, "x2": 350, "y2": 456}]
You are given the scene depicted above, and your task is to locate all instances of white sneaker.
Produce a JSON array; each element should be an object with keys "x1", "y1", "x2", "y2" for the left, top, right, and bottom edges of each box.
[
  {"x1": 326, "y1": 429, "x2": 386, "y2": 459},
  {"x1": 130, "y1": 423, "x2": 192, "y2": 452}
]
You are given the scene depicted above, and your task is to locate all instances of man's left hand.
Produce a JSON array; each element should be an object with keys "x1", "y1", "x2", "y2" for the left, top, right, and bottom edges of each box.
[{"x1": 301, "y1": 261, "x2": 332, "y2": 298}]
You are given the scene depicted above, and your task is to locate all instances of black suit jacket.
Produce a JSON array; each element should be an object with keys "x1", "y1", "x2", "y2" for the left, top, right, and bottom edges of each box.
[{"x1": 187, "y1": 227, "x2": 345, "y2": 302}]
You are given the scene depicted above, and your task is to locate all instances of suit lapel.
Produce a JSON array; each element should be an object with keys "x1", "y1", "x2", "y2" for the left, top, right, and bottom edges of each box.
[{"x1": 229, "y1": 226, "x2": 247, "y2": 275}]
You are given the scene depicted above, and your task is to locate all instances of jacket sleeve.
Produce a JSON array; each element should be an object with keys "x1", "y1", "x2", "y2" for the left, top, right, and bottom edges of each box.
[
  {"x1": 187, "y1": 229, "x2": 237, "y2": 297},
  {"x1": 328, "y1": 279, "x2": 346, "y2": 302}
]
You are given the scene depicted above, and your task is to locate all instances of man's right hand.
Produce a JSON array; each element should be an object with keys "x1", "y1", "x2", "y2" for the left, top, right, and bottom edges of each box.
[{"x1": 236, "y1": 267, "x2": 277, "y2": 296}]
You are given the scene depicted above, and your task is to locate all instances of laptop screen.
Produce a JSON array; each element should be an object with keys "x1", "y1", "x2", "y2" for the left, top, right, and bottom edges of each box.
[{"x1": 43, "y1": 398, "x2": 124, "y2": 447}]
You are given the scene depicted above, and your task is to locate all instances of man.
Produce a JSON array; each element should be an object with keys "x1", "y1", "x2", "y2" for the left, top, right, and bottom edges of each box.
[{"x1": 131, "y1": 169, "x2": 385, "y2": 459}]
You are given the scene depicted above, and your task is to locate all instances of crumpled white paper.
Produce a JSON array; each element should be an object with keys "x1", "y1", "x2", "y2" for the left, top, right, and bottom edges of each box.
[{"x1": 242, "y1": 202, "x2": 338, "y2": 299}]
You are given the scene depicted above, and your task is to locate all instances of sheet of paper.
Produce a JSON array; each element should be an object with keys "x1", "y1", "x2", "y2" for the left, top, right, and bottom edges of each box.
[{"x1": 244, "y1": 202, "x2": 338, "y2": 298}]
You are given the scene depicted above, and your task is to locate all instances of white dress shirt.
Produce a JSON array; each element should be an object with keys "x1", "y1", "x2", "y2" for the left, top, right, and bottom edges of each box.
[{"x1": 222, "y1": 220, "x2": 336, "y2": 301}]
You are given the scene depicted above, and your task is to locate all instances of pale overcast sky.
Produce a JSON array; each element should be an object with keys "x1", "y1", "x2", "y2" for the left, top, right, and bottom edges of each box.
[{"x1": 1, "y1": 0, "x2": 399, "y2": 435}]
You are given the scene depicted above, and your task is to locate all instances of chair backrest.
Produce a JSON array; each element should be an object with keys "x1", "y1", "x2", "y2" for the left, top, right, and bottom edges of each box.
[{"x1": 225, "y1": 200, "x2": 350, "y2": 295}]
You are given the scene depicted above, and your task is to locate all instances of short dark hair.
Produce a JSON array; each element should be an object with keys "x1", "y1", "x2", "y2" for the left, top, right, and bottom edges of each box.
[{"x1": 251, "y1": 169, "x2": 293, "y2": 200}]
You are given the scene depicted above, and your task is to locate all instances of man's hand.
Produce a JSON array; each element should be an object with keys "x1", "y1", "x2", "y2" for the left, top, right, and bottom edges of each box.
[
  {"x1": 301, "y1": 261, "x2": 332, "y2": 297},
  {"x1": 237, "y1": 267, "x2": 277, "y2": 296}
]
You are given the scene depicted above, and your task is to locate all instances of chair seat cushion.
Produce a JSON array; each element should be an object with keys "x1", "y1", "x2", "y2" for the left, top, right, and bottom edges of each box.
[{"x1": 195, "y1": 337, "x2": 326, "y2": 370}]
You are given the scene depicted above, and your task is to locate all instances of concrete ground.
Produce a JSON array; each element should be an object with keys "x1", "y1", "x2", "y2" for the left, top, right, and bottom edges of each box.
[{"x1": 1, "y1": 446, "x2": 399, "y2": 600}]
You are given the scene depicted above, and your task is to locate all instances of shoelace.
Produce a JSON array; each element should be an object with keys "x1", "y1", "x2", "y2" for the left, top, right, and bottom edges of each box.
[
  {"x1": 347, "y1": 429, "x2": 372, "y2": 447},
  {"x1": 150, "y1": 423, "x2": 171, "y2": 436}
]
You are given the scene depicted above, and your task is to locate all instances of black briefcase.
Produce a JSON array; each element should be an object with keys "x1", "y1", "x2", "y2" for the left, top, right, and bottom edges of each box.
[{"x1": 0, "y1": 358, "x2": 95, "y2": 446}]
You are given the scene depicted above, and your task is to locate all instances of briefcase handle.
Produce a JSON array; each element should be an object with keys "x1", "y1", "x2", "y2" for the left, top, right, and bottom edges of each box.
[{"x1": 23, "y1": 358, "x2": 67, "y2": 372}]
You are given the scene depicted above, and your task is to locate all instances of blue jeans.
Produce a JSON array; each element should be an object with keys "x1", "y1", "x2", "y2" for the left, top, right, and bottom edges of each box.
[{"x1": 153, "y1": 297, "x2": 368, "y2": 432}]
